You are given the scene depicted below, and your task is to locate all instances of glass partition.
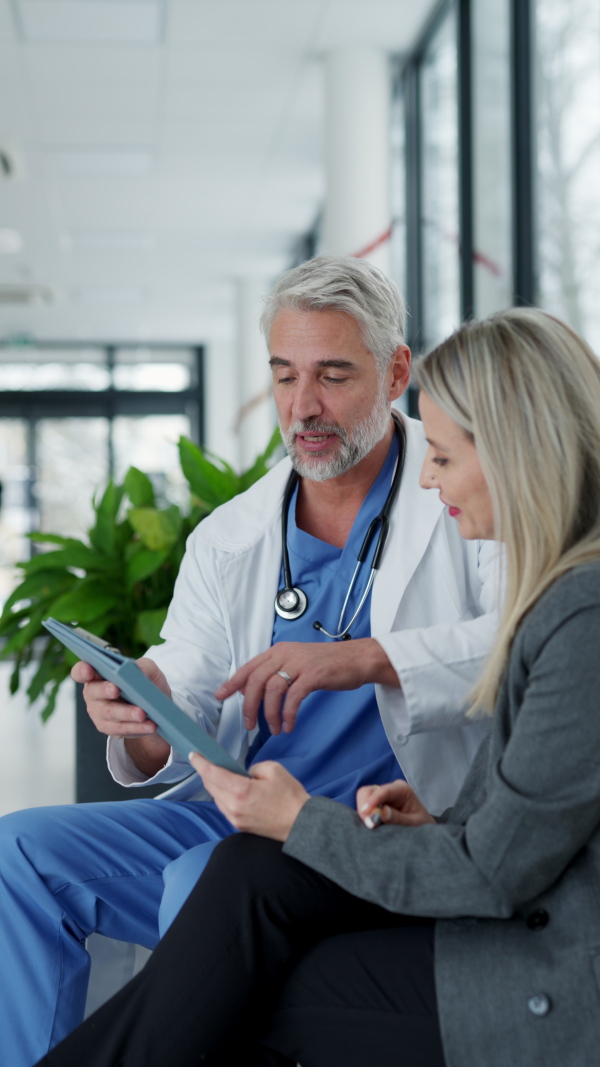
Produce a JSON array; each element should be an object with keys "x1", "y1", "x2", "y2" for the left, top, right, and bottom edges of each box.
[
  {"x1": 420, "y1": 4, "x2": 461, "y2": 349},
  {"x1": 535, "y1": 0, "x2": 600, "y2": 349},
  {"x1": 472, "y1": 0, "x2": 513, "y2": 316},
  {"x1": 0, "y1": 344, "x2": 202, "y2": 607},
  {"x1": 390, "y1": 78, "x2": 407, "y2": 303},
  {"x1": 113, "y1": 414, "x2": 190, "y2": 508},
  {"x1": 36, "y1": 419, "x2": 110, "y2": 539},
  {"x1": 0, "y1": 421, "x2": 30, "y2": 606}
]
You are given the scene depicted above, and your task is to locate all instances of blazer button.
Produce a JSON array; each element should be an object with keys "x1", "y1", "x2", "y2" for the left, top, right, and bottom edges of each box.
[
  {"x1": 527, "y1": 994, "x2": 551, "y2": 1017},
  {"x1": 526, "y1": 909, "x2": 549, "y2": 931},
  {"x1": 395, "y1": 734, "x2": 409, "y2": 745}
]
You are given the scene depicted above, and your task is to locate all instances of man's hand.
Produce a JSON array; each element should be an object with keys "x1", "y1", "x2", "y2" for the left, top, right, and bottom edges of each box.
[
  {"x1": 215, "y1": 638, "x2": 399, "y2": 736},
  {"x1": 71, "y1": 657, "x2": 172, "y2": 776},
  {"x1": 357, "y1": 779, "x2": 435, "y2": 828},
  {"x1": 189, "y1": 754, "x2": 309, "y2": 842}
]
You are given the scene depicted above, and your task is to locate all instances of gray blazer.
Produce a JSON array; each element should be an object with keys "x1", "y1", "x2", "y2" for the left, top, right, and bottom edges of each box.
[{"x1": 284, "y1": 563, "x2": 600, "y2": 1067}]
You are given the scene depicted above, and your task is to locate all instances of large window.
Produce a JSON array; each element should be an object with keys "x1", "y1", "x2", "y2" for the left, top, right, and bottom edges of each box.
[
  {"x1": 472, "y1": 0, "x2": 512, "y2": 317},
  {"x1": 0, "y1": 344, "x2": 203, "y2": 602},
  {"x1": 420, "y1": 5, "x2": 461, "y2": 349},
  {"x1": 396, "y1": 0, "x2": 600, "y2": 372},
  {"x1": 535, "y1": 0, "x2": 600, "y2": 349},
  {"x1": 389, "y1": 79, "x2": 407, "y2": 303},
  {"x1": 399, "y1": 0, "x2": 515, "y2": 368}
]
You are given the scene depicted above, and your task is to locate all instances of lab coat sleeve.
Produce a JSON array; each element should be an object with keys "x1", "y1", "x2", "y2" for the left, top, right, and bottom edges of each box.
[
  {"x1": 375, "y1": 539, "x2": 500, "y2": 735},
  {"x1": 107, "y1": 522, "x2": 234, "y2": 787}
]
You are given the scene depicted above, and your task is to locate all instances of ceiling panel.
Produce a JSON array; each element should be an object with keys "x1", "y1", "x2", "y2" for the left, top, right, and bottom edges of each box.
[
  {"x1": 15, "y1": 0, "x2": 164, "y2": 45},
  {"x1": 0, "y1": 45, "x2": 22, "y2": 81},
  {"x1": 162, "y1": 83, "x2": 286, "y2": 122},
  {"x1": 45, "y1": 148, "x2": 156, "y2": 176},
  {"x1": 37, "y1": 113, "x2": 157, "y2": 145},
  {"x1": 158, "y1": 120, "x2": 273, "y2": 155},
  {"x1": 318, "y1": 0, "x2": 440, "y2": 51},
  {"x1": 0, "y1": 0, "x2": 437, "y2": 345},
  {"x1": 23, "y1": 44, "x2": 162, "y2": 82},
  {"x1": 165, "y1": 45, "x2": 298, "y2": 84},
  {"x1": 30, "y1": 80, "x2": 159, "y2": 118},
  {"x1": 52, "y1": 183, "x2": 157, "y2": 227},
  {"x1": 0, "y1": 0, "x2": 18, "y2": 46},
  {"x1": 0, "y1": 86, "x2": 33, "y2": 132},
  {"x1": 168, "y1": 0, "x2": 324, "y2": 47}
]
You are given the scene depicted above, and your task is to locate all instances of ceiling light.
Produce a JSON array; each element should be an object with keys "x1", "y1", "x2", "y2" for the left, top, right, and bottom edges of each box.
[
  {"x1": 0, "y1": 230, "x2": 24, "y2": 254},
  {"x1": 70, "y1": 284, "x2": 150, "y2": 303},
  {"x1": 15, "y1": 1, "x2": 164, "y2": 45},
  {"x1": 46, "y1": 148, "x2": 155, "y2": 176},
  {"x1": 0, "y1": 284, "x2": 53, "y2": 305}
]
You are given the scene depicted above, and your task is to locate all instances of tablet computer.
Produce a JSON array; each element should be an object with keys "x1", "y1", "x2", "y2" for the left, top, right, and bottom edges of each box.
[{"x1": 43, "y1": 618, "x2": 249, "y2": 777}]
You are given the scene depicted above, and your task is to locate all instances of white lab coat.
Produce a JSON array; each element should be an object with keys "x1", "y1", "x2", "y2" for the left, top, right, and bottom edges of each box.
[{"x1": 108, "y1": 414, "x2": 499, "y2": 814}]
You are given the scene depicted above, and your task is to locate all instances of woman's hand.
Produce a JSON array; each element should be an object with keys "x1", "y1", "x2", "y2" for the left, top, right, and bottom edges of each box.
[
  {"x1": 214, "y1": 639, "x2": 399, "y2": 736},
  {"x1": 357, "y1": 780, "x2": 435, "y2": 828},
  {"x1": 189, "y1": 754, "x2": 309, "y2": 842}
]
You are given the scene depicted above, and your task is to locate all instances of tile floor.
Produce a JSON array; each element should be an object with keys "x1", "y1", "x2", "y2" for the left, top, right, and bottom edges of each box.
[{"x1": 0, "y1": 661, "x2": 75, "y2": 816}]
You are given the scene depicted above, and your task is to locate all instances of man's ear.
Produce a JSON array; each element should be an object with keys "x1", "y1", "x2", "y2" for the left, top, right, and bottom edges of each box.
[{"x1": 388, "y1": 345, "x2": 411, "y2": 401}]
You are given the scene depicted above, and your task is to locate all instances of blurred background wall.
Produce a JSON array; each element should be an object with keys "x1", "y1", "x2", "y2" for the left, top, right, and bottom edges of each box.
[{"x1": 0, "y1": 0, "x2": 598, "y2": 809}]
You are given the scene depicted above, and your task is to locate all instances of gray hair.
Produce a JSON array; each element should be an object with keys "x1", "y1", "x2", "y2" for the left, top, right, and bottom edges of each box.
[{"x1": 261, "y1": 254, "x2": 406, "y2": 375}]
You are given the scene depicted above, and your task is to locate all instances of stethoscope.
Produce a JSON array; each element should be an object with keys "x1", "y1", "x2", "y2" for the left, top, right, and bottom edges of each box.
[{"x1": 274, "y1": 414, "x2": 407, "y2": 640}]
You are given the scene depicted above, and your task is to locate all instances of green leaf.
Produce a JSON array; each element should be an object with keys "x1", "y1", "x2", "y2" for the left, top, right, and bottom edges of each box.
[
  {"x1": 9, "y1": 656, "x2": 22, "y2": 695},
  {"x1": 26, "y1": 641, "x2": 66, "y2": 703},
  {"x1": 28, "y1": 532, "x2": 84, "y2": 546},
  {"x1": 0, "y1": 604, "x2": 31, "y2": 638},
  {"x1": 124, "y1": 467, "x2": 156, "y2": 508},
  {"x1": 114, "y1": 518, "x2": 134, "y2": 554},
  {"x1": 6, "y1": 434, "x2": 272, "y2": 721},
  {"x1": 178, "y1": 436, "x2": 240, "y2": 509},
  {"x1": 128, "y1": 506, "x2": 182, "y2": 552},
  {"x1": 134, "y1": 607, "x2": 168, "y2": 648},
  {"x1": 40, "y1": 677, "x2": 65, "y2": 723},
  {"x1": 23, "y1": 546, "x2": 116, "y2": 575},
  {"x1": 204, "y1": 450, "x2": 237, "y2": 480},
  {"x1": 1, "y1": 571, "x2": 77, "y2": 616},
  {"x1": 187, "y1": 503, "x2": 210, "y2": 531},
  {"x1": 125, "y1": 547, "x2": 170, "y2": 588},
  {"x1": 1, "y1": 607, "x2": 47, "y2": 657},
  {"x1": 239, "y1": 425, "x2": 282, "y2": 491},
  {"x1": 49, "y1": 578, "x2": 120, "y2": 624},
  {"x1": 89, "y1": 480, "x2": 125, "y2": 555}
]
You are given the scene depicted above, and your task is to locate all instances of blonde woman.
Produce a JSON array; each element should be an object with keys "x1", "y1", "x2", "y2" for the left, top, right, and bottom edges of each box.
[{"x1": 39, "y1": 308, "x2": 600, "y2": 1067}]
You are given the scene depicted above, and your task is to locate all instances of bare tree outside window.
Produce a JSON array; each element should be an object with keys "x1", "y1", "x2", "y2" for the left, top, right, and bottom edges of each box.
[
  {"x1": 536, "y1": 0, "x2": 600, "y2": 348},
  {"x1": 421, "y1": 6, "x2": 461, "y2": 351}
]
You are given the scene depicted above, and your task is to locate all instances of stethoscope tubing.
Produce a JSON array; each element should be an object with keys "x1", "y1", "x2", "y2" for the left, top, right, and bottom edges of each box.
[{"x1": 276, "y1": 414, "x2": 407, "y2": 639}]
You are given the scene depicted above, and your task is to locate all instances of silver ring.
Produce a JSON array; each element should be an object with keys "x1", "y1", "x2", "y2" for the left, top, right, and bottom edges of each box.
[{"x1": 276, "y1": 669, "x2": 293, "y2": 686}]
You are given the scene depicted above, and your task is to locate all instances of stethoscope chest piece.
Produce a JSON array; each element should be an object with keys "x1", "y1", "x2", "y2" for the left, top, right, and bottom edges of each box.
[
  {"x1": 274, "y1": 414, "x2": 406, "y2": 636},
  {"x1": 274, "y1": 586, "x2": 308, "y2": 621}
]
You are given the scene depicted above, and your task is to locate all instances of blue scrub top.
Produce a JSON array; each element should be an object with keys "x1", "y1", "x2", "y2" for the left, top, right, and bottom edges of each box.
[{"x1": 247, "y1": 435, "x2": 404, "y2": 808}]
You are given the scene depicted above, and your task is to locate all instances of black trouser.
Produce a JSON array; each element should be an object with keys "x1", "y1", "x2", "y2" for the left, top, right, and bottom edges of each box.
[{"x1": 38, "y1": 834, "x2": 446, "y2": 1067}]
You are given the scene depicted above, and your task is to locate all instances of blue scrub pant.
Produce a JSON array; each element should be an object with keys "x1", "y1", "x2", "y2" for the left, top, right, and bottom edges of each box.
[{"x1": 0, "y1": 797, "x2": 233, "y2": 1067}]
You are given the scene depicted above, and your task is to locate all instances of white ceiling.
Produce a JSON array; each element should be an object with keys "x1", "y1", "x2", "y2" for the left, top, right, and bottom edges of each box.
[{"x1": 0, "y1": 0, "x2": 438, "y2": 346}]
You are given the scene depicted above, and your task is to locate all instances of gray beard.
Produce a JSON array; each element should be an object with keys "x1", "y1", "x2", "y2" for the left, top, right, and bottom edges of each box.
[{"x1": 280, "y1": 387, "x2": 393, "y2": 482}]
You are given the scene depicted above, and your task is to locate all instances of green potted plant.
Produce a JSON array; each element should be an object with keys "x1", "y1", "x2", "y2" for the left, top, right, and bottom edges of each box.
[{"x1": 0, "y1": 430, "x2": 281, "y2": 801}]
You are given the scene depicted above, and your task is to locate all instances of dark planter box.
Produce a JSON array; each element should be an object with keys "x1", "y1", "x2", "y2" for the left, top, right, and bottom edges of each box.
[{"x1": 75, "y1": 684, "x2": 173, "y2": 803}]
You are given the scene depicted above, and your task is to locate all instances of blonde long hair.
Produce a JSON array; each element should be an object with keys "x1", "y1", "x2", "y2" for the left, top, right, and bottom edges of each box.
[{"x1": 415, "y1": 307, "x2": 600, "y2": 716}]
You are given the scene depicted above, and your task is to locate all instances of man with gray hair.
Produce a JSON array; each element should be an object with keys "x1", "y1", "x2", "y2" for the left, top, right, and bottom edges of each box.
[{"x1": 0, "y1": 255, "x2": 497, "y2": 1065}]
